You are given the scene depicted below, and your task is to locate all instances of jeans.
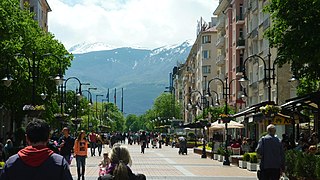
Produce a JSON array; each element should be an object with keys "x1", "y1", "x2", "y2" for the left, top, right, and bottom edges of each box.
[
  {"x1": 63, "y1": 154, "x2": 71, "y2": 164},
  {"x1": 90, "y1": 142, "x2": 96, "y2": 156},
  {"x1": 76, "y1": 155, "x2": 86, "y2": 179},
  {"x1": 97, "y1": 143, "x2": 102, "y2": 156}
]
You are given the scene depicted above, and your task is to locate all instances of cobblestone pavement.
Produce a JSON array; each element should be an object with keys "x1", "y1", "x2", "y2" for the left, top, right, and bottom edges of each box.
[{"x1": 70, "y1": 143, "x2": 256, "y2": 180}]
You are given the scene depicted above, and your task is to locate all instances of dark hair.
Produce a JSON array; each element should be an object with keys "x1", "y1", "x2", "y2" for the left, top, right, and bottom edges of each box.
[
  {"x1": 77, "y1": 130, "x2": 86, "y2": 141},
  {"x1": 26, "y1": 119, "x2": 50, "y2": 143}
]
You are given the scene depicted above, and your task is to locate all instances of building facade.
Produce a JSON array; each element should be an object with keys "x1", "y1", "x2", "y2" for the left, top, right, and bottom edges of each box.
[
  {"x1": 20, "y1": 0, "x2": 52, "y2": 32},
  {"x1": 173, "y1": 18, "x2": 218, "y2": 124}
]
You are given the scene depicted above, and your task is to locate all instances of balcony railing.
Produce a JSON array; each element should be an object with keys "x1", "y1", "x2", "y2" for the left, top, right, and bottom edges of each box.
[
  {"x1": 216, "y1": 54, "x2": 225, "y2": 66},
  {"x1": 216, "y1": 36, "x2": 225, "y2": 48}
]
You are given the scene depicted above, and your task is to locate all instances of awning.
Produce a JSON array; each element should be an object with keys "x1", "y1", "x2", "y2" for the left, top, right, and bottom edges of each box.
[
  {"x1": 232, "y1": 101, "x2": 275, "y2": 118},
  {"x1": 281, "y1": 91, "x2": 320, "y2": 111}
]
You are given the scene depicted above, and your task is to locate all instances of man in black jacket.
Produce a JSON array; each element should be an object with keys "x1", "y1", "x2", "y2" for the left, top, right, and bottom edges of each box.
[
  {"x1": 59, "y1": 127, "x2": 75, "y2": 164},
  {"x1": 0, "y1": 119, "x2": 72, "y2": 180}
]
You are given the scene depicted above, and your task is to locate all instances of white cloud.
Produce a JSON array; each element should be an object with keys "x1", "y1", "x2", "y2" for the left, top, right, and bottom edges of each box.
[{"x1": 48, "y1": 0, "x2": 219, "y2": 49}]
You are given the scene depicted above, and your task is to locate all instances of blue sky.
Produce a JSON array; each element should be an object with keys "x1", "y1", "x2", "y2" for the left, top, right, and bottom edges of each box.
[{"x1": 47, "y1": 0, "x2": 219, "y2": 49}]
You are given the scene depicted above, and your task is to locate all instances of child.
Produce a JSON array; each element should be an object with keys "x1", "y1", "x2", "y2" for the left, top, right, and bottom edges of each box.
[
  {"x1": 99, "y1": 152, "x2": 110, "y2": 167},
  {"x1": 99, "y1": 152, "x2": 110, "y2": 177}
]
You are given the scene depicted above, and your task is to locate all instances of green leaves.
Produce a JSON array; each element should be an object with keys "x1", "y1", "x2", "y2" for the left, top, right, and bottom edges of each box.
[{"x1": 265, "y1": 0, "x2": 320, "y2": 84}]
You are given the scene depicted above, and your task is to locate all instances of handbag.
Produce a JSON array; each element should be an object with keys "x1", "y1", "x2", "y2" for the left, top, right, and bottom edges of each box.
[{"x1": 280, "y1": 173, "x2": 289, "y2": 180}]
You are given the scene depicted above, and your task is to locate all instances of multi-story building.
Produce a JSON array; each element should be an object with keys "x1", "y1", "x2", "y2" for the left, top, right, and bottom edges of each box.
[
  {"x1": 20, "y1": 0, "x2": 52, "y2": 32},
  {"x1": 232, "y1": 0, "x2": 293, "y2": 139},
  {"x1": 173, "y1": 17, "x2": 218, "y2": 124},
  {"x1": 213, "y1": 0, "x2": 246, "y2": 114}
]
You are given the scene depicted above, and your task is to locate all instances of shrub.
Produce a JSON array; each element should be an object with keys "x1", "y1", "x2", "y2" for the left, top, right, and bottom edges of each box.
[
  {"x1": 188, "y1": 132, "x2": 195, "y2": 140},
  {"x1": 217, "y1": 147, "x2": 225, "y2": 155},
  {"x1": 250, "y1": 153, "x2": 258, "y2": 163},
  {"x1": 243, "y1": 153, "x2": 250, "y2": 161}
]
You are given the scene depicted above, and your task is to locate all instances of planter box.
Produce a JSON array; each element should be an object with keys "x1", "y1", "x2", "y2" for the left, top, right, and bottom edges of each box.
[
  {"x1": 213, "y1": 154, "x2": 218, "y2": 160},
  {"x1": 238, "y1": 160, "x2": 247, "y2": 169},
  {"x1": 247, "y1": 162, "x2": 258, "y2": 171},
  {"x1": 218, "y1": 155, "x2": 224, "y2": 162}
]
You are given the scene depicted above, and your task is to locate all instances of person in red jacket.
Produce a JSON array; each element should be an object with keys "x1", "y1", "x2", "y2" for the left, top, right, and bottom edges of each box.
[
  {"x1": 88, "y1": 130, "x2": 97, "y2": 156},
  {"x1": 0, "y1": 119, "x2": 72, "y2": 180}
]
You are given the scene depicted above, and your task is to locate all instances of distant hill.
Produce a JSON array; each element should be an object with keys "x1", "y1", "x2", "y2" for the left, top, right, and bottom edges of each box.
[{"x1": 65, "y1": 40, "x2": 192, "y2": 115}]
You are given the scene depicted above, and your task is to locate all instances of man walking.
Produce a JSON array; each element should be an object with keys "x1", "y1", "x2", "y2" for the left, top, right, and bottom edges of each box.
[
  {"x1": 0, "y1": 119, "x2": 72, "y2": 180},
  {"x1": 59, "y1": 127, "x2": 75, "y2": 164},
  {"x1": 256, "y1": 124, "x2": 285, "y2": 180},
  {"x1": 88, "y1": 130, "x2": 97, "y2": 156}
]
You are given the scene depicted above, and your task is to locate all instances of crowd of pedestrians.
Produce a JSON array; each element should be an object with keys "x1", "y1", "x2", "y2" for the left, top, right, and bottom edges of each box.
[{"x1": 0, "y1": 119, "x2": 146, "y2": 180}]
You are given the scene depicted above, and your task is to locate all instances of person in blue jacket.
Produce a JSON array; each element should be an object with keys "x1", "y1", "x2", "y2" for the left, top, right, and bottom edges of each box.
[{"x1": 0, "y1": 119, "x2": 73, "y2": 180}]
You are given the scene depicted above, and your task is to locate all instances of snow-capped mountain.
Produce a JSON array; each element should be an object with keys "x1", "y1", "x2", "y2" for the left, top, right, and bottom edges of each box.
[
  {"x1": 69, "y1": 42, "x2": 116, "y2": 54},
  {"x1": 66, "y1": 40, "x2": 192, "y2": 115}
]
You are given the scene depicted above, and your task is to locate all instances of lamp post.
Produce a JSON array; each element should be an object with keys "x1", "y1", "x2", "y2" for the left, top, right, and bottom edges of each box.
[
  {"x1": 165, "y1": 86, "x2": 176, "y2": 118},
  {"x1": 101, "y1": 99, "x2": 108, "y2": 128},
  {"x1": 238, "y1": 49, "x2": 275, "y2": 103},
  {"x1": 207, "y1": 77, "x2": 238, "y2": 166},
  {"x1": 188, "y1": 90, "x2": 207, "y2": 158},
  {"x1": 82, "y1": 89, "x2": 94, "y2": 131},
  {"x1": 8, "y1": 52, "x2": 65, "y2": 105},
  {"x1": 96, "y1": 94, "x2": 104, "y2": 127},
  {"x1": 63, "y1": 77, "x2": 89, "y2": 129}
]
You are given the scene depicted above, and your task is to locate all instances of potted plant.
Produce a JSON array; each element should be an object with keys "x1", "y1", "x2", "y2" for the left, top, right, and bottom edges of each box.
[
  {"x1": 239, "y1": 153, "x2": 250, "y2": 169},
  {"x1": 23, "y1": 104, "x2": 45, "y2": 118},
  {"x1": 259, "y1": 104, "x2": 281, "y2": 117},
  {"x1": 247, "y1": 153, "x2": 258, "y2": 171},
  {"x1": 54, "y1": 113, "x2": 70, "y2": 122},
  {"x1": 217, "y1": 147, "x2": 225, "y2": 162}
]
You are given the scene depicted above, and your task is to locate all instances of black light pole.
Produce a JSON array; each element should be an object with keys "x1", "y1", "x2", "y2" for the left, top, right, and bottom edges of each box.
[
  {"x1": 189, "y1": 90, "x2": 207, "y2": 158},
  {"x1": 14, "y1": 52, "x2": 51, "y2": 105},
  {"x1": 82, "y1": 89, "x2": 94, "y2": 131},
  {"x1": 207, "y1": 77, "x2": 238, "y2": 166},
  {"x1": 63, "y1": 77, "x2": 89, "y2": 129},
  {"x1": 239, "y1": 49, "x2": 275, "y2": 103},
  {"x1": 96, "y1": 94, "x2": 103, "y2": 126}
]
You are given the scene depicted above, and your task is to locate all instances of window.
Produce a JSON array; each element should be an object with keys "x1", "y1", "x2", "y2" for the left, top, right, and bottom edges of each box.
[
  {"x1": 202, "y1": 50, "x2": 210, "y2": 59},
  {"x1": 202, "y1": 65, "x2": 211, "y2": 74},
  {"x1": 259, "y1": 65, "x2": 264, "y2": 81},
  {"x1": 202, "y1": 35, "x2": 211, "y2": 44}
]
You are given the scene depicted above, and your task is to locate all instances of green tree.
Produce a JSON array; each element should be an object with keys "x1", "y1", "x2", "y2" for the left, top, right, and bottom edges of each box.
[
  {"x1": 0, "y1": 0, "x2": 72, "y2": 130},
  {"x1": 104, "y1": 103, "x2": 125, "y2": 132},
  {"x1": 153, "y1": 93, "x2": 182, "y2": 119},
  {"x1": 264, "y1": 0, "x2": 320, "y2": 93}
]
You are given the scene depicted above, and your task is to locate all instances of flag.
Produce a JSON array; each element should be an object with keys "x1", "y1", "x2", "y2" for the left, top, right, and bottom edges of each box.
[
  {"x1": 114, "y1": 88, "x2": 117, "y2": 106},
  {"x1": 106, "y1": 88, "x2": 109, "y2": 102},
  {"x1": 121, "y1": 88, "x2": 124, "y2": 113}
]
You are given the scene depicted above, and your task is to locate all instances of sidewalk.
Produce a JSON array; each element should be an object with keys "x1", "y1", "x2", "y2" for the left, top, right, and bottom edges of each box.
[{"x1": 70, "y1": 143, "x2": 256, "y2": 180}]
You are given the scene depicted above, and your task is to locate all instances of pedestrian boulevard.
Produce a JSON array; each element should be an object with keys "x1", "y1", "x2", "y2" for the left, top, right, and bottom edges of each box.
[{"x1": 70, "y1": 143, "x2": 256, "y2": 180}]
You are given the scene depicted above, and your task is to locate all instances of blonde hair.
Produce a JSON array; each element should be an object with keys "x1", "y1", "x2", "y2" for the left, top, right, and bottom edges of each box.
[{"x1": 110, "y1": 145, "x2": 131, "y2": 180}]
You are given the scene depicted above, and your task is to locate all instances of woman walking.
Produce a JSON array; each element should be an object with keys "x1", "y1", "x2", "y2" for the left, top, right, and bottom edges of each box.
[{"x1": 74, "y1": 130, "x2": 88, "y2": 180}]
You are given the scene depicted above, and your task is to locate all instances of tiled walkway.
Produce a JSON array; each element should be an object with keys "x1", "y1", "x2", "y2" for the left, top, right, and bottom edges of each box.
[{"x1": 70, "y1": 143, "x2": 256, "y2": 180}]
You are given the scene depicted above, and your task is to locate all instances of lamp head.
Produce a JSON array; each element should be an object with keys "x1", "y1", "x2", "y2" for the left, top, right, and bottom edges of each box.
[
  {"x1": 40, "y1": 92, "x2": 47, "y2": 100},
  {"x1": 54, "y1": 75, "x2": 64, "y2": 86},
  {"x1": 2, "y1": 75, "x2": 13, "y2": 87},
  {"x1": 288, "y1": 75, "x2": 299, "y2": 88},
  {"x1": 239, "y1": 76, "x2": 249, "y2": 88}
]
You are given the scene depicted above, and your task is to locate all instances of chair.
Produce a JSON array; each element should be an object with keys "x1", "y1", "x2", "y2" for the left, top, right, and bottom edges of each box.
[{"x1": 232, "y1": 147, "x2": 241, "y2": 155}]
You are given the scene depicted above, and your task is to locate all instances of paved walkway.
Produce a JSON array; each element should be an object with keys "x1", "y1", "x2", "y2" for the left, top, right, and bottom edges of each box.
[{"x1": 70, "y1": 143, "x2": 256, "y2": 180}]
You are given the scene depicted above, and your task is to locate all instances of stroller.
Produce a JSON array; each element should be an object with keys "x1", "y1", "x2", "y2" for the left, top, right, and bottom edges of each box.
[
  {"x1": 151, "y1": 137, "x2": 158, "y2": 148},
  {"x1": 178, "y1": 136, "x2": 187, "y2": 155}
]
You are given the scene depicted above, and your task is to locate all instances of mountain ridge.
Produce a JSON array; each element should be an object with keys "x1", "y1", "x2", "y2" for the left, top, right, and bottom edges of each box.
[{"x1": 66, "y1": 40, "x2": 192, "y2": 115}]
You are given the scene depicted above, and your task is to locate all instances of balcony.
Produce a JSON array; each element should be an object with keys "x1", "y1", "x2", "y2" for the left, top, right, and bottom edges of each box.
[
  {"x1": 216, "y1": 14, "x2": 225, "y2": 30},
  {"x1": 216, "y1": 54, "x2": 225, "y2": 66},
  {"x1": 236, "y1": 39, "x2": 245, "y2": 49},
  {"x1": 216, "y1": 36, "x2": 225, "y2": 48},
  {"x1": 236, "y1": 14, "x2": 245, "y2": 25}
]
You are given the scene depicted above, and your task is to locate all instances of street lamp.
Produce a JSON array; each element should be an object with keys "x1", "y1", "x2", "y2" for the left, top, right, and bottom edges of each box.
[
  {"x1": 238, "y1": 49, "x2": 275, "y2": 103},
  {"x1": 82, "y1": 89, "x2": 94, "y2": 131},
  {"x1": 207, "y1": 77, "x2": 238, "y2": 166},
  {"x1": 96, "y1": 94, "x2": 104, "y2": 127},
  {"x1": 189, "y1": 90, "x2": 208, "y2": 158},
  {"x1": 63, "y1": 77, "x2": 89, "y2": 129}
]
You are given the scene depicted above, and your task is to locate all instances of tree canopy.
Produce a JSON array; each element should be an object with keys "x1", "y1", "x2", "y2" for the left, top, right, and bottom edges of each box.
[
  {"x1": 0, "y1": 0, "x2": 72, "y2": 128},
  {"x1": 264, "y1": 0, "x2": 320, "y2": 83}
]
